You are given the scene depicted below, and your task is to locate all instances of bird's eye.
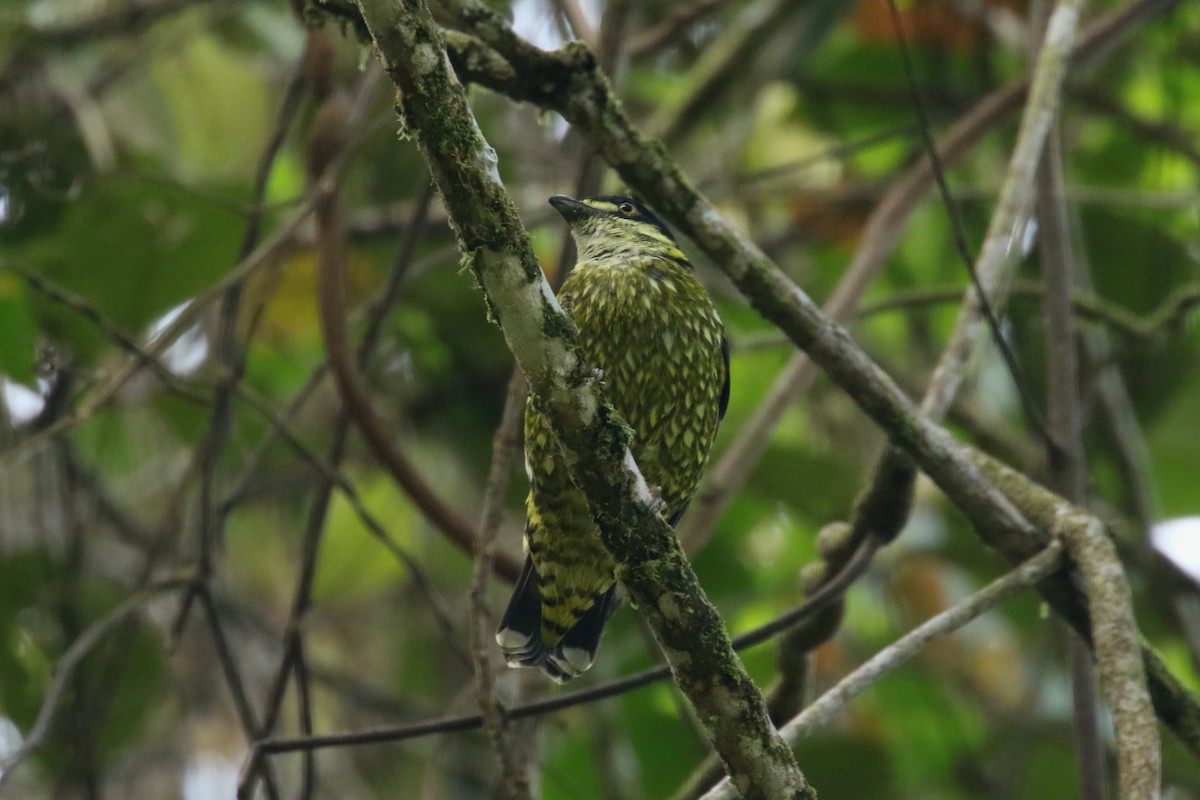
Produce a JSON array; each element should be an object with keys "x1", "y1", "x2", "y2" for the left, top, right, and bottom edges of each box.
[{"x1": 618, "y1": 202, "x2": 635, "y2": 215}]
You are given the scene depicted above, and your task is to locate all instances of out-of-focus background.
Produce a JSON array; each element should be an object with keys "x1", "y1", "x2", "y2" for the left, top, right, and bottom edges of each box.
[{"x1": 2, "y1": 0, "x2": 1199, "y2": 797}]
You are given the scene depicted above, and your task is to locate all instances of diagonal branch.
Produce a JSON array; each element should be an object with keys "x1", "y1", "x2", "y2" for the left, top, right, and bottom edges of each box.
[
  {"x1": 1057, "y1": 510, "x2": 1161, "y2": 800},
  {"x1": 701, "y1": 542, "x2": 1067, "y2": 799},
  {"x1": 0, "y1": 575, "x2": 195, "y2": 791},
  {"x1": 433, "y1": 0, "x2": 1200, "y2": 757},
  {"x1": 352, "y1": 1, "x2": 814, "y2": 797}
]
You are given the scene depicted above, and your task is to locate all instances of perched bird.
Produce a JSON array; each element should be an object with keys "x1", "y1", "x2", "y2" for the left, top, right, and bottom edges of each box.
[{"x1": 496, "y1": 194, "x2": 730, "y2": 682}]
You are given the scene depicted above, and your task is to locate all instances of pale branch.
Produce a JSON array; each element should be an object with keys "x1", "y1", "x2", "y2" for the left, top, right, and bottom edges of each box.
[
  {"x1": 678, "y1": 36, "x2": 1032, "y2": 552},
  {"x1": 433, "y1": 0, "x2": 1200, "y2": 756},
  {"x1": 1056, "y1": 510, "x2": 1162, "y2": 800},
  {"x1": 303, "y1": 0, "x2": 1200, "y2": 765},
  {"x1": 1036, "y1": 104, "x2": 1109, "y2": 798},
  {"x1": 919, "y1": 0, "x2": 1083, "y2": 426},
  {"x1": 968, "y1": 446, "x2": 1200, "y2": 755},
  {"x1": 470, "y1": 372, "x2": 533, "y2": 800},
  {"x1": 701, "y1": 542, "x2": 1068, "y2": 799},
  {"x1": 353, "y1": 0, "x2": 813, "y2": 797},
  {"x1": 0, "y1": 576, "x2": 195, "y2": 792},
  {"x1": 683, "y1": 0, "x2": 1100, "y2": 671}
]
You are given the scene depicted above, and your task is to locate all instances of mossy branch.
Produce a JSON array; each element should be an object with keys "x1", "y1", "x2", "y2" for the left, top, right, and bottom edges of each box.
[
  {"x1": 435, "y1": 0, "x2": 1200, "y2": 758},
  {"x1": 351, "y1": 1, "x2": 814, "y2": 797}
]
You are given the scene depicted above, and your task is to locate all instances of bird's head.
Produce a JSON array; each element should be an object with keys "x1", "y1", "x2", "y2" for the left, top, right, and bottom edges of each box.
[{"x1": 549, "y1": 195, "x2": 681, "y2": 263}]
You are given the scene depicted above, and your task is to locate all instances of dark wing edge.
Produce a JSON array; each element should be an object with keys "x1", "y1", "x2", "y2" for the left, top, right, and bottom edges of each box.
[
  {"x1": 718, "y1": 335, "x2": 731, "y2": 423},
  {"x1": 496, "y1": 555, "x2": 620, "y2": 684},
  {"x1": 496, "y1": 556, "x2": 546, "y2": 667}
]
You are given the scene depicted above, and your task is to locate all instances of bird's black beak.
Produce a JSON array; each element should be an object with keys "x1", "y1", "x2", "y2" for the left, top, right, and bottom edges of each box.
[{"x1": 549, "y1": 195, "x2": 596, "y2": 224}]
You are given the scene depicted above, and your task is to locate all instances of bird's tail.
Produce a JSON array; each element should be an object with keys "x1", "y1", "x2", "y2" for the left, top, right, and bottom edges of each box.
[{"x1": 495, "y1": 556, "x2": 619, "y2": 683}]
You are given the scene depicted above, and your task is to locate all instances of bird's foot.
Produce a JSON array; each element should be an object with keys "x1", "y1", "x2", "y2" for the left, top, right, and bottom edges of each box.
[{"x1": 646, "y1": 486, "x2": 667, "y2": 517}]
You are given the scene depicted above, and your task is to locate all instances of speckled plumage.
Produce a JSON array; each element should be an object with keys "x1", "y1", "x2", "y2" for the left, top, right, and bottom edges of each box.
[{"x1": 497, "y1": 195, "x2": 729, "y2": 682}]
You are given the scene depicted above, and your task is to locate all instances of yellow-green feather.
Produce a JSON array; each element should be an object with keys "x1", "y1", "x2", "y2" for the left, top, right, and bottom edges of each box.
[{"x1": 525, "y1": 245, "x2": 726, "y2": 648}]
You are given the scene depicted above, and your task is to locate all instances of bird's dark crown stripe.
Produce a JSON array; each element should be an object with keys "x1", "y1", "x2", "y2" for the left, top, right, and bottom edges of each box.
[{"x1": 582, "y1": 195, "x2": 677, "y2": 242}]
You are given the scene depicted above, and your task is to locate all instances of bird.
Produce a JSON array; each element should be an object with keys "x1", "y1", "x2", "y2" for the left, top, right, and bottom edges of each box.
[{"x1": 496, "y1": 194, "x2": 730, "y2": 683}]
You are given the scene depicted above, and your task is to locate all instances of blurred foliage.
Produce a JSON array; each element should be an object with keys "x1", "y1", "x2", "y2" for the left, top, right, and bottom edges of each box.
[{"x1": 1, "y1": 0, "x2": 1199, "y2": 798}]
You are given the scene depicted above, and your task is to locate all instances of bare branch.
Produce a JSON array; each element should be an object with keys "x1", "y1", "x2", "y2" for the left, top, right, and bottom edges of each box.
[
  {"x1": 0, "y1": 576, "x2": 195, "y2": 791},
  {"x1": 470, "y1": 373, "x2": 533, "y2": 799},
  {"x1": 701, "y1": 542, "x2": 1068, "y2": 799},
  {"x1": 434, "y1": 0, "x2": 1200, "y2": 757},
  {"x1": 1035, "y1": 86, "x2": 1108, "y2": 796},
  {"x1": 1057, "y1": 511, "x2": 1162, "y2": 800},
  {"x1": 354, "y1": 0, "x2": 813, "y2": 796}
]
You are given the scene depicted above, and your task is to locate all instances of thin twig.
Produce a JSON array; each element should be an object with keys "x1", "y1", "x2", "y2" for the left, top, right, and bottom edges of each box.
[
  {"x1": 700, "y1": 542, "x2": 1068, "y2": 799},
  {"x1": 0, "y1": 576, "x2": 195, "y2": 792},
  {"x1": 1056, "y1": 511, "x2": 1161, "y2": 800},
  {"x1": 471, "y1": 373, "x2": 532, "y2": 800},
  {"x1": 887, "y1": 0, "x2": 1054, "y2": 447},
  {"x1": 918, "y1": 0, "x2": 1085, "y2": 424},
  {"x1": 240, "y1": 552, "x2": 878, "y2": 768},
  {"x1": 361, "y1": 2, "x2": 815, "y2": 793},
  {"x1": 628, "y1": 0, "x2": 733, "y2": 57},
  {"x1": 1035, "y1": 95, "x2": 1107, "y2": 797},
  {"x1": 431, "y1": 0, "x2": 1200, "y2": 756}
]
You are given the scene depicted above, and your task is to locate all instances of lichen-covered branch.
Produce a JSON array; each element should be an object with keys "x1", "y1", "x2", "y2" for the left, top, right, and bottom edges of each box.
[
  {"x1": 432, "y1": 2, "x2": 1200, "y2": 761},
  {"x1": 351, "y1": 1, "x2": 813, "y2": 797},
  {"x1": 1056, "y1": 510, "x2": 1161, "y2": 800},
  {"x1": 968, "y1": 446, "x2": 1200, "y2": 756},
  {"x1": 701, "y1": 542, "x2": 1068, "y2": 800}
]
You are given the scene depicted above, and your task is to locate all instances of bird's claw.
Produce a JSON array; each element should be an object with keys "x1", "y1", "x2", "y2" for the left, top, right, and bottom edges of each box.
[{"x1": 647, "y1": 486, "x2": 667, "y2": 517}]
